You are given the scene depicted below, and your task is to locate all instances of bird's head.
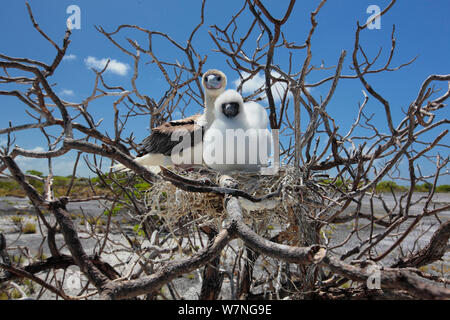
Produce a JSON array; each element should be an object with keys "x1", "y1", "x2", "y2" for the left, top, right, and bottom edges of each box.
[
  {"x1": 202, "y1": 69, "x2": 227, "y2": 97},
  {"x1": 214, "y1": 89, "x2": 245, "y2": 120}
]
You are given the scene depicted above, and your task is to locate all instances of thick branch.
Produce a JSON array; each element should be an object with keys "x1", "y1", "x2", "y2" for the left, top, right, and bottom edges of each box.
[
  {"x1": 322, "y1": 255, "x2": 450, "y2": 300},
  {"x1": 392, "y1": 220, "x2": 450, "y2": 268}
]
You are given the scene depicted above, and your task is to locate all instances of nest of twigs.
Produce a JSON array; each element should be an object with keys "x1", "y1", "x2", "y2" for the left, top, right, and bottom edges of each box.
[{"x1": 140, "y1": 166, "x2": 324, "y2": 237}]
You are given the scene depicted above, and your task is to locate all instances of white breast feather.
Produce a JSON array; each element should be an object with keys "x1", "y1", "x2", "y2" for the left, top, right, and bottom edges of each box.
[{"x1": 203, "y1": 90, "x2": 272, "y2": 172}]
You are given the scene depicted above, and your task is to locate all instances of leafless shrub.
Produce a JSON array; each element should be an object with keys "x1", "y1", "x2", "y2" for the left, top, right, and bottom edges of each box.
[{"x1": 0, "y1": 0, "x2": 449, "y2": 300}]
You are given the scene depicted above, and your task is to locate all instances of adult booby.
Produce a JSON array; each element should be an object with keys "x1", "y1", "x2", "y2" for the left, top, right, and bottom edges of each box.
[
  {"x1": 113, "y1": 69, "x2": 227, "y2": 172},
  {"x1": 202, "y1": 89, "x2": 272, "y2": 172}
]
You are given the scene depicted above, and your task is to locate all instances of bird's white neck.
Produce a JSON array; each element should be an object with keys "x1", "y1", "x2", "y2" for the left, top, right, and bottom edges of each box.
[{"x1": 202, "y1": 94, "x2": 217, "y2": 129}]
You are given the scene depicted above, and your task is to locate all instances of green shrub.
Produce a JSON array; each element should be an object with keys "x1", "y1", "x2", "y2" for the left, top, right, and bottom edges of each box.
[
  {"x1": 436, "y1": 185, "x2": 450, "y2": 192},
  {"x1": 12, "y1": 255, "x2": 25, "y2": 264},
  {"x1": 53, "y1": 176, "x2": 71, "y2": 186},
  {"x1": 37, "y1": 253, "x2": 47, "y2": 261},
  {"x1": 103, "y1": 203, "x2": 123, "y2": 217},
  {"x1": 414, "y1": 183, "x2": 432, "y2": 192},
  {"x1": 26, "y1": 170, "x2": 43, "y2": 177},
  {"x1": 0, "y1": 180, "x2": 18, "y2": 191},
  {"x1": 134, "y1": 182, "x2": 151, "y2": 192},
  {"x1": 375, "y1": 181, "x2": 407, "y2": 192},
  {"x1": 10, "y1": 289, "x2": 22, "y2": 299},
  {"x1": 133, "y1": 224, "x2": 145, "y2": 237},
  {"x1": 10, "y1": 216, "x2": 23, "y2": 224},
  {"x1": 319, "y1": 178, "x2": 351, "y2": 190},
  {"x1": 340, "y1": 282, "x2": 350, "y2": 289},
  {"x1": 28, "y1": 179, "x2": 44, "y2": 190},
  {"x1": 22, "y1": 222, "x2": 37, "y2": 234}
]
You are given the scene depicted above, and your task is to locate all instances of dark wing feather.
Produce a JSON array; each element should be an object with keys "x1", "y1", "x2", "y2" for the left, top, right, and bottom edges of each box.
[{"x1": 137, "y1": 114, "x2": 204, "y2": 156}]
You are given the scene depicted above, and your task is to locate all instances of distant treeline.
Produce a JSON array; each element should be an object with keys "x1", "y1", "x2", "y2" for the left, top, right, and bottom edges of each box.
[
  {"x1": 0, "y1": 170, "x2": 101, "y2": 198},
  {"x1": 320, "y1": 178, "x2": 450, "y2": 193},
  {"x1": 374, "y1": 180, "x2": 450, "y2": 193},
  {"x1": 0, "y1": 170, "x2": 147, "y2": 198},
  {"x1": 0, "y1": 170, "x2": 449, "y2": 198}
]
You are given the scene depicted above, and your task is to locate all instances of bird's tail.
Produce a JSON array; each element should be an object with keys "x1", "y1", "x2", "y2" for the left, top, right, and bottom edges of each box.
[{"x1": 111, "y1": 153, "x2": 173, "y2": 175}]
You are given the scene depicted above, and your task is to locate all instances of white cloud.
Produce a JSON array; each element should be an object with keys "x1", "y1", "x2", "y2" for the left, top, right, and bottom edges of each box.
[
  {"x1": 234, "y1": 71, "x2": 293, "y2": 103},
  {"x1": 84, "y1": 56, "x2": 130, "y2": 76},
  {"x1": 63, "y1": 54, "x2": 77, "y2": 61},
  {"x1": 29, "y1": 146, "x2": 45, "y2": 153},
  {"x1": 60, "y1": 89, "x2": 74, "y2": 97},
  {"x1": 14, "y1": 158, "x2": 47, "y2": 175},
  {"x1": 171, "y1": 111, "x2": 182, "y2": 120},
  {"x1": 15, "y1": 147, "x2": 46, "y2": 164},
  {"x1": 235, "y1": 72, "x2": 265, "y2": 94}
]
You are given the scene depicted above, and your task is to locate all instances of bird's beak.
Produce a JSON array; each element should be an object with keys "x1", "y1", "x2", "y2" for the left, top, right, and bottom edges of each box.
[
  {"x1": 205, "y1": 74, "x2": 222, "y2": 90},
  {"x1": 222, "y1": 102, "x2": 240, "y2": 118}
]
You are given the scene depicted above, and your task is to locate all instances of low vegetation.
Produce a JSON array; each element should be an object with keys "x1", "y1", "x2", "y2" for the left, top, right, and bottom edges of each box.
[
  {"x1": 320, "y1": 178, "x2": 450, "y2": 193},
  {"x1": 0, "y1": 170, "x2": 153, "y2": 198},
  {"x1": 375, "y1": 181, "x2": 450, "y2": 193},
  {"x1": 0, "y1": 173, "x2": 449, "y2": 199},
  {"x1": 0, "y1": 171, "x2": 101, "y2": 198},
  {"x1": 22, "y1": 222, "x2": 37, "y2": 234}
]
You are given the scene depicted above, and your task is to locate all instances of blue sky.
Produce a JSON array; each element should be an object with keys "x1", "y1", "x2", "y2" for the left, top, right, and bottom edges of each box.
[{"x1": 0, "y1": 0, "x2": 449, "y2": 183}]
